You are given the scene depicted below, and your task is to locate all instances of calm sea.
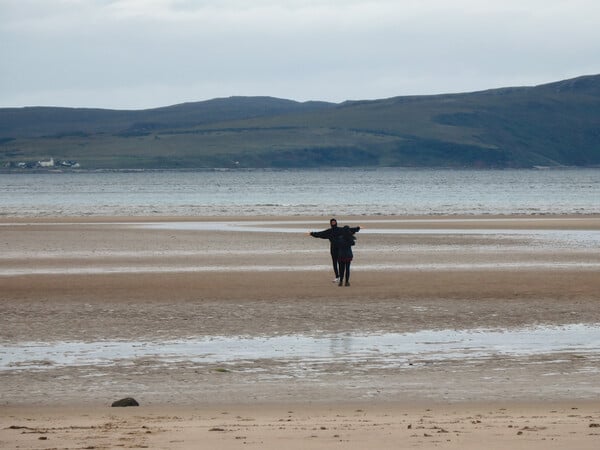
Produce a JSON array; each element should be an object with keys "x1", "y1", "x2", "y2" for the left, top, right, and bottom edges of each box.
[{"x1": 1, "y1": 168, "x2": 599, "y2": 217}]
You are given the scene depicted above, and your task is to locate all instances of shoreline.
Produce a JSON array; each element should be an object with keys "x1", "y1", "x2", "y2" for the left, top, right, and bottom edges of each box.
[{"x1": 3, "y1": 212, "x2": 600, "y2": 222}]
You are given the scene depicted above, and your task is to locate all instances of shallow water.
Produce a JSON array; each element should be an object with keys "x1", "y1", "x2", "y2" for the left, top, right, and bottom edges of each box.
[
  {"x1": 2, "y1": 262, "x2": 600, "y2": 277},
  {"x1": 3, "y1": 324, "x2": 600, "y2": 373},
  {"x1": 2, "y1": 168, "x2": 600, "y2": 216},
  {"x1": 138, "y1": 220, "x2": 600, "y2": 248}
]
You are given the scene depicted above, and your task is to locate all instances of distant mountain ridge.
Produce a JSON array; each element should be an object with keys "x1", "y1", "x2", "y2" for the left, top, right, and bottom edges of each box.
[
  {"x1": 0, "y1": 97, "x2": 335, "y2": 138},
  {"x1": 1, "y1": 75, "x2": 600, "y2": 169}
]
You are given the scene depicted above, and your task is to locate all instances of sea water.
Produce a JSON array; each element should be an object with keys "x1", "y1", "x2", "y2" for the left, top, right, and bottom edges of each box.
[{"x1": 1, "y1": 168, "x2": 600, "y2": 217}]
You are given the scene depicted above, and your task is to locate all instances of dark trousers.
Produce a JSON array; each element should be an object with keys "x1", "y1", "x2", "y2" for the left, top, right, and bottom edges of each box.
[
  {"x1": 330, "y1": 247, "x2": 339, "y2": 278},
  {"x1": 338, "y1": 260, "x2": 351, "y2": 283}
]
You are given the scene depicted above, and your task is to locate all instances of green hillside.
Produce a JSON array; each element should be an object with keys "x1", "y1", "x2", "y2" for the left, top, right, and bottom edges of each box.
[{"x1": 2, "y1": 75, "x2": 600, "y2": 169}]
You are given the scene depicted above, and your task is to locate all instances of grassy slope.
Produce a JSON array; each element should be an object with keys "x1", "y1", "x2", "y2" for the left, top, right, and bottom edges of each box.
[{"x1": 1, "y1": 75, "x2": 599, "y2": 169}]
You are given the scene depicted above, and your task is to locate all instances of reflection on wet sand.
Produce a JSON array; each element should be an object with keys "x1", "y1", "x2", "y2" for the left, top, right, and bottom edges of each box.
[{"x1": 4, "y1": 324, "x2": 600, "y2": 374}]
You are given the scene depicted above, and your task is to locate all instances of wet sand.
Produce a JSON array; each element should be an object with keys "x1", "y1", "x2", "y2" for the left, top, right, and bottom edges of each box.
[{"x1": 1, "y1": 215, "x2": 600, "y2": 448}]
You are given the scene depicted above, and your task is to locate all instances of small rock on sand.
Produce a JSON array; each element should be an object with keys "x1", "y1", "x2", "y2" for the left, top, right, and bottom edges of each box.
[{"x1": 111, "y1": 397, "x2": 140, "y2": 407}]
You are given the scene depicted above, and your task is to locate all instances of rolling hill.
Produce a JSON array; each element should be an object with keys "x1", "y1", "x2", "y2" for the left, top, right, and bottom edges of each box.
[{"x1": 2, "y1": 74, "x2": 600, "y2": 169}]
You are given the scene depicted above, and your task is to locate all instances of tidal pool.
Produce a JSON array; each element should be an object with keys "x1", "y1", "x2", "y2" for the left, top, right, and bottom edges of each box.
[{"x1": 3, "y1": 324, "x2": 600, "y2": 372}]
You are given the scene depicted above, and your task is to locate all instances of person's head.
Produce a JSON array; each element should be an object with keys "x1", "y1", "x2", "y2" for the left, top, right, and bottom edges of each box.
[{"x1": 330, "y1": 218, "x2": 337, "y2": 228}]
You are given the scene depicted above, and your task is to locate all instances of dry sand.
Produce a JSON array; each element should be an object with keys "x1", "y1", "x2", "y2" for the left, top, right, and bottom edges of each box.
[
  {"x1": 3, "y1": 402, "x2": 600, "y2": 450},
  {"x1": 1, "y1": 215, "x2": 600, "y2": 448}
]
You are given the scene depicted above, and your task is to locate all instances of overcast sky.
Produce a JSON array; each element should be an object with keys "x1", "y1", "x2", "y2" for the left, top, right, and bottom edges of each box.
[{"x1": 2, "y1": 0, "x2": 600, "y2": 110}]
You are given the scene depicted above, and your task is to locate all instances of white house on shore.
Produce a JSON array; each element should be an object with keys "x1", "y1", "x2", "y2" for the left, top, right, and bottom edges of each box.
[{"x1": 38, "y1": 158, "x2": 54, "y2": 167}]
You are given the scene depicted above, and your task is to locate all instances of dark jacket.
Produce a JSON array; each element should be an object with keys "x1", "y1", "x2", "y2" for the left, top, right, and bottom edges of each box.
[
  {"x1": 336, "y1": 227, "x2": 356, "y2": 261},
  {"x1": 311, "y1": 225, "x2": 360, "y2": 251}
]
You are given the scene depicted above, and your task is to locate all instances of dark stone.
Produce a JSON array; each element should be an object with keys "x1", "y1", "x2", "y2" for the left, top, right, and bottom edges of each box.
[{"x1": 111, "y1": 397, "x2": 139, "y2": 407}]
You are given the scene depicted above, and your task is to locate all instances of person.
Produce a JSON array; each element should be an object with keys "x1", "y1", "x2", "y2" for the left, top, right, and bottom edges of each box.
[
  {"x1": 309, "y1": 218, "x2": 360, "y2": 282},
  {"x1": 336, "y1": 225, "x2": 356, "y2": 286}
]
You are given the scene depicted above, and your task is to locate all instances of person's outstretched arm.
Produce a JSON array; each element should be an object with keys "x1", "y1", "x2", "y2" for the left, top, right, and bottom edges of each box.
[{"x1": 310, "y1": 229, "x2": 332, "y2": 239}]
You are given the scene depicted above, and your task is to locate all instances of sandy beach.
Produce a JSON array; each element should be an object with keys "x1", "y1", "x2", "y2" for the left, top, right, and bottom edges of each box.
[
  {"x1": 2, "y1": 215, "x2": 600, "y2": 448},
  {"x1": 3, "y1": 402, "x2": 600, "y2": 450}
]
